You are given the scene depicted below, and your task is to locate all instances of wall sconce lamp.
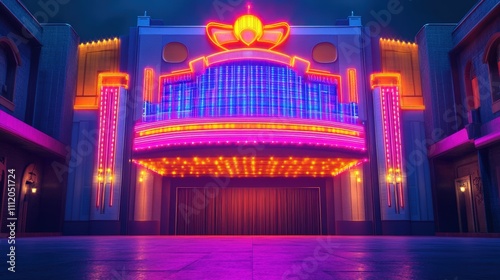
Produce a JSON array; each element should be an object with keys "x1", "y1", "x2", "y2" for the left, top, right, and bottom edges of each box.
[
  {"x1": 460, "y1": 185, "x2": 466, "y2": 193},
  {"x1": 139, "y1": 171, "x2": 146, "y2": 183},
  {"x1": 25, "y1": 170, "x2": 38, "y2": 194},
  {"x1": 386, "y1": 168, "x2": 404, "y2": 212},
  {"x1": 353, "y1": 170, "x2": 361, "y2": 183}
]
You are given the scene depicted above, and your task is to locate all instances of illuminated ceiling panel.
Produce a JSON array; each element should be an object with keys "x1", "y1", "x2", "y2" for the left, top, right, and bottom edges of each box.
[{"x1": 134, "y1": 156, "x2": 366, "y2": 178}]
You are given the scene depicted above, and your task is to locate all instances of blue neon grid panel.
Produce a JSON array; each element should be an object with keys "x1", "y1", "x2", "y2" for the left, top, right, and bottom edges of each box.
[{"x1": 143, "y1": 61, "x2": 358, "y2": 123}]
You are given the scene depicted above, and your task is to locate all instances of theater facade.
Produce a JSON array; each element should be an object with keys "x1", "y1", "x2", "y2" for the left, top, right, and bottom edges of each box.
[{"x1": 62, "y1": 12, "x2": 435, "y2": 236}]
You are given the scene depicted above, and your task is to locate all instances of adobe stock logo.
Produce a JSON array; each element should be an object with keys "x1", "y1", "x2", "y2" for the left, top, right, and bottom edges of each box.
[{"x1": 212, "y1": 0, "x2": 245, "y2": 20}]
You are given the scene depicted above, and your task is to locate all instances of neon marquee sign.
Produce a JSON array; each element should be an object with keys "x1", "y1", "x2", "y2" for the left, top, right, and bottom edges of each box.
[
  {"x1": 136, "y1": 14, "x2": 365, "y2": 154},
  {"x1": 206, "y1": 14, "x2": 290, "y2": 50}
]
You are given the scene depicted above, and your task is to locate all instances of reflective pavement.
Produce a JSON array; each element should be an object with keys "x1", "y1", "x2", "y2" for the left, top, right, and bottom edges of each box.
[{"x1": 1, "y1": 235, "x2": 499, "y2": 279}]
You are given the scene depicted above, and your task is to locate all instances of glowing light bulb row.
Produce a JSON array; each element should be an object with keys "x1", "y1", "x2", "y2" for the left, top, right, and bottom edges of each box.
[
  {"x1": 79, "y1": 37, "x2": 120, "y2": 47},
  {"x1": 352, "y1": 169, "x2": 362, "y2": 183},
  {"x1": 379, "y1": 38, "x2": 417, "y2": 47},
  {"x1": 134, "y1": 119, "x2": 366, "y2": 152}
]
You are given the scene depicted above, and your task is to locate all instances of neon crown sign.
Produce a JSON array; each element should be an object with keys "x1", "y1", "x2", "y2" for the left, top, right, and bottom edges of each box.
[
  {"x1": 147, "y1": 13, "x2": 346, "y2": 107},
  {"x1": 206, "y1": 14, "x2": 290, "y2": 50}
]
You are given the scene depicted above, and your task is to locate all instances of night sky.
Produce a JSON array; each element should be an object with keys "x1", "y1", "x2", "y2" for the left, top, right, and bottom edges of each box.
[{"x1": 20, "y1": 0, "x2": 478, "y2": 42}]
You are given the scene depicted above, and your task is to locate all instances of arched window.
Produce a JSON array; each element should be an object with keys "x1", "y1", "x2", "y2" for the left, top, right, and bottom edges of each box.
[
  {"x1": 0, "y1": 47, "x2": 10, "y2": 98},
  {"x1": 0, "y1": 38, "x2": 21, "y2": 105},
  {"x1": 484, "y1": 35, "x2": 500, "y2": 110},
  {"x1": 464, "y1": 61, "x2": 480, "y2": 110}
]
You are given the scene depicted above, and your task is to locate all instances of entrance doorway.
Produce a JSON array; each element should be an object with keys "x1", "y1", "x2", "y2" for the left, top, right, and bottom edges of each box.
[
  {"x1": 455, "y1": 176, "x2": 475, "y2": 232},
  {"x1": 455, "y1": 175, "x2": 487, "y2": 233},
  {"x1": 175, "y1": 187, "x2": 321, "y2": 235}
]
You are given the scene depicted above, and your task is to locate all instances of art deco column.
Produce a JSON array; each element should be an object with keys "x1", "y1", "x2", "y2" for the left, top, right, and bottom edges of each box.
[
  {"x1": 94, "y1": 73, "x2": 129, "y2": 215},
  {"x1": 371, "y1": 73, "x2": 407, "y2": 217}
]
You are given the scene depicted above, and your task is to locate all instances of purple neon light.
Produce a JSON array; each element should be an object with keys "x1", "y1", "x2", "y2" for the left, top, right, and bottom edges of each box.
[{"x1": 133, "y1": 118, "x2": 366, "y2": 152}]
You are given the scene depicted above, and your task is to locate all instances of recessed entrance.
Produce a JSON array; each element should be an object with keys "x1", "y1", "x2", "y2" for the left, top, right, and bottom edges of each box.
[{"x1": 175, "y1": 187, "x2": 321, "y2": 235}]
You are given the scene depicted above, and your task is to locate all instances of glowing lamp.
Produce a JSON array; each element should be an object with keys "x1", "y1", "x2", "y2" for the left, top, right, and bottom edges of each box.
[
  {"x1": 460, "y1": 186, "x2": 466, "y2": 193},
  {"x1": 234, "y1": 15, "x2": 263, "y2": 45}
]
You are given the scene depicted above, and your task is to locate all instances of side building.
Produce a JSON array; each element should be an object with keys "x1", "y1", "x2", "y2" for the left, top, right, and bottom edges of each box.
[
  {"x1": 0, "y1": 0, "x2": 78, "y2": 235},
  {"x1": 417, "y1": 0, "x2": 500, "y2": 234}
]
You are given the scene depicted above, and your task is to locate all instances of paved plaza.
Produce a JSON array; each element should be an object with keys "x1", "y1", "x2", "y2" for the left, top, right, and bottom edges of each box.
[{"x1": 1, "y1": 236, "x2": 499, "y2": 279}]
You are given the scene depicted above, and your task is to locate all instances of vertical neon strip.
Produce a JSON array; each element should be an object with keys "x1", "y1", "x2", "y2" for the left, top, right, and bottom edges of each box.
[
  {"x1": 298, "y1": 76, "x2": 302, "y2": 118},
  {"x1": 318, "y1": 84, "x2": 322, "y2": 120},
  {"x1": 380, "y1": 87, "x2": 392, "y2": 207},
  {"x1": 143, "y1": 68, "x2": 154, "y2": 120},
  {"x1": 307, "y1": 83, "x2": 311, "y2": 119},
  {"x1": 259, "y1": 66, "x2": 269, "y2": 116},
  {"x1": 224, "y1": 66, "x2": 229, "y2": 116},
  {"x1": 97, "y1": 87, "x2": 113, "y2": 209},
  {"x1": 143, "y1": 68, "x2": 154, "y2": 102},
  {"x1": 108, "y1": 87, "x2": 119, "y2": 206},
  {"x1": 217, "y1": 67, "x2": 221, "y2": 117},
  {"x1": 337, "y1": 79, "x2": 343, "y2": 103},
  {"x1": 167, "y1": 84, "x2": 171, "y2": 120},
  {"x1": 249, "y1": 65, "x2": 254, "y2": 116},
  {"x1": 237, "y1": 65, "x2": 242, "y2": 116},
  {"x1": 280, "y1": 67, "x2": 283, "y2": 116},
  {"x1": 243, "y1": 65, "x2": 247, "y2": 116},
  {"x1": 348, "y1": 68, "x2": 358, "y2": 103},
  {"x1": 96, "y1": 86, "x2": 106, "y2": 208},
  {"x1": 270, "y1": 66, "x2": 274, "y2": 116},
  {"x1": 177, "y1": 83, "x2": 181, "y2": 119},
  {"x1": 393, "y1": 87, "x2": 404, "y2": 208},
  {"x1": 199, "y1": 74, "x2": 204, "y2": 117},
  {"x1": 104, "y1": 87, "x2": 113, "y2": 207}
]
